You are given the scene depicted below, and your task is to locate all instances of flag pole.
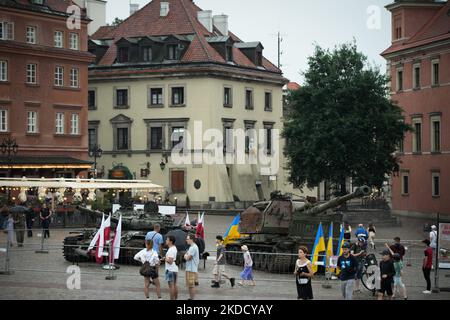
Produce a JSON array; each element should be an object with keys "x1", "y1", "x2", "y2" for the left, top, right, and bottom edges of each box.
[{"x1": 105, "y1": 239, "x2": 117, "y2": 280}]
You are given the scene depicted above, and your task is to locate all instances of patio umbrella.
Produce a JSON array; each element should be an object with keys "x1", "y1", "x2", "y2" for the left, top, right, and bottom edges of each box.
[{"x1": 164, "y1": 228, "x2": 189, "y2": 252}]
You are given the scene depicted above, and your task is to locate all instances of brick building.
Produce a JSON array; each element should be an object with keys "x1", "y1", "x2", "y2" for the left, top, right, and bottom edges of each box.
[
  {"x1": 382, "y1": 0, "x2": 450, "y2": 216},
  {"x1": 0, "y1": 0, "x2": 94, "y2": 179}
]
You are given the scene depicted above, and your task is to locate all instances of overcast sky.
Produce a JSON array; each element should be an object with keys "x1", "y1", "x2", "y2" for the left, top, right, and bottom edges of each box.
[{"x1": 105, "y1": 0, "x2": 393, "y2": 84}]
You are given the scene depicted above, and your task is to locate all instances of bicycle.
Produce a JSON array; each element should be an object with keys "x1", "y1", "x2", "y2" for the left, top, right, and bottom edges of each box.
[{"x1": 361, "y1": 253, "x2": 379, "y2": 295}]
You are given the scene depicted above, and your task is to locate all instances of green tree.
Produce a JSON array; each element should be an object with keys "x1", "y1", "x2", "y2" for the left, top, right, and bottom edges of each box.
[
  {"x1": 283, "y1": 42, "x2": 411, "y2": 194},
  {"x1": 110, "y1": 17, "x2": 124, "y2": 27}
]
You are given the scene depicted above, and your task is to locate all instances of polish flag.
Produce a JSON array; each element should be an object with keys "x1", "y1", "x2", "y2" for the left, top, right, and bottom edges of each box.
[
  {"x1": 184, "y1": 212, "x2": 191, "y2": 228},
  {"x1": 88, "y1": 214, "x2": 105, "y2": 264},
  {"x1": 196, "y1": 212, "x2": 205, "y2": 240},
  {"x1": 110, "y1": 215, "x2": 122, "y2": 263},
  {"x1": 97, "y1": 214, "x2": 111, "y2": 263}
]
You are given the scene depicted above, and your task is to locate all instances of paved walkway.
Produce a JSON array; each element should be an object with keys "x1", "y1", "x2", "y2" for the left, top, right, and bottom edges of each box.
[{"x1": 0, "y1": 215, "x2": 449, "y2": 300}]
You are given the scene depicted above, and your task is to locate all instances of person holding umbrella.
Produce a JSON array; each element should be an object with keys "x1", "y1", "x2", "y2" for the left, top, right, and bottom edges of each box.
[{"x1": 10, "y1": 204, "x2": 28, "y2": 247}]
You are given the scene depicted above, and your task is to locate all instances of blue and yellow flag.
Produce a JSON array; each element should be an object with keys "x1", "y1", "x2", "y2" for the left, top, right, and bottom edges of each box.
[
  {"x1": 311, "y1": 223, "x2": 326, "y2": 273},
  {"x1": 335, "y1": 223, "x2": 345, "y2": 275},
  {"x1": 223, "y1": 215, "x2": 241, "y2": 246},
  {"x1": 326, "y1": 222, "x2": 334, "y2": 272}
]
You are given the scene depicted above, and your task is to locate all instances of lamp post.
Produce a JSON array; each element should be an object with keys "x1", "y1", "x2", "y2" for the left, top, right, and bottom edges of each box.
[
  {"x1": 1, "y1": 137, "x2": 19, "y2": 201},
  {"x1": 88, "y1": 144, "x2": 103, "y2": 179}
]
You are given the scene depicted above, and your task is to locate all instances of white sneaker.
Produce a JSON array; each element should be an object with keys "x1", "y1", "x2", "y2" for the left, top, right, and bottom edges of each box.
[{"x1": 422, "y1": 290, "x2": 432, "y2": 294}]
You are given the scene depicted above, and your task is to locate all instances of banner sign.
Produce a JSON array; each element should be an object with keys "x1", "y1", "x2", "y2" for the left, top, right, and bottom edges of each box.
[{"x1": 439, "y1": 223, "x2": 450, "y2": 269}]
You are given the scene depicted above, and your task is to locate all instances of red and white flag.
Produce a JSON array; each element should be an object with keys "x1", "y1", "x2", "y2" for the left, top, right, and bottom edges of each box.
[
  {"x1": 88, "y1": 214, "x2": 105, "y2": 264},
  {"x1": 196, "y1": 212, "x2": 205, "y2": 240},
  {"x1": 184, "y1": 212, "x2": 191, "y2": 228},
  {"x1": 110, "y1": 214, "x2": 122, "y2": 263},
  {"x1": 99, "y1": 214, "x2": 111, "y2": 260}
]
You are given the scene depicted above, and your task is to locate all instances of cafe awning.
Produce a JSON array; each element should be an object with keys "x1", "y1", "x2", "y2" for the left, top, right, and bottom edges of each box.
[{"x1": 0, "y1": 177, "x2": 166, "y2": 194}]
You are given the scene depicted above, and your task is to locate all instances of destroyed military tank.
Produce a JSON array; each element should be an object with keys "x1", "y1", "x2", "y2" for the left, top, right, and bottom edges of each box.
[
  {"x1": 62, "y1": 201, "x2": 180, "y2": 264},
  {"x1": 225, "y1": 186, "x2": 371, "y2": 273}
]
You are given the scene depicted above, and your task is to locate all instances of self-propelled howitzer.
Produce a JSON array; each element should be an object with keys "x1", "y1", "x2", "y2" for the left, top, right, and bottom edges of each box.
[{"x1": 225, "y1": 186, "x2": 371, "y2": 273}]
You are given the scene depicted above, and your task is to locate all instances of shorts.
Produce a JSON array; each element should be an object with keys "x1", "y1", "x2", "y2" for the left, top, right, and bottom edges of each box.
[
  {"x1": 186, "y1": 271, "x2": 197, "y2": 288},
  {"x1": 212, "y1": 264, "x2": 226, "y2": 275},
  {"x1": 393, "y1": 276, "x2": 405, "y2": 288},
  {"x1": 165, "y1": 270, "x2": 177, "y2": 283},
  {"x1": 378, "y1": 278, "x2": 393, "y2": 296}
]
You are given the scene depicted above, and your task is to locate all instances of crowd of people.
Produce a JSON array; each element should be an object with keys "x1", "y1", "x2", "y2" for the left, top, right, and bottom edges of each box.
[
  {"x1": 133, "y1": 223, "x2": 254, "y2": 300},
  {"x1": 293, "y1": 222, "x2": 440, "y2": 300},
  {"x1": 1, "y1": 201, "x2": 53, "y2": 247}
]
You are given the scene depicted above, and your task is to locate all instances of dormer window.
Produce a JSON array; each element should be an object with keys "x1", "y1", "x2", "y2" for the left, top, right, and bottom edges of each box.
[
  {"x1": 167, "y1": 45, "x2": 178, "y2": 60},
  {"x1": 257, "y1": 51, "x2": 263, "y2": 66},
  {"x1": 142, "y1": 47, "x2": 152, "y2": 62},
  {"x1": 118, "y1": 47, "x2": 129, "y2": 63},
  {"x1": 226, "y1": 45, "x2": 233, "y2": 62},
  {"x1": 235, "y1": 42, "x2": 264, "y2": 67}
]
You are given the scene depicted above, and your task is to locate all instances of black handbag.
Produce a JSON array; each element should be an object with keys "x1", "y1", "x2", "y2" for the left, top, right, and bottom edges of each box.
[{"x1": 140, "y1": 261, "x2": 152, "y2": 277}]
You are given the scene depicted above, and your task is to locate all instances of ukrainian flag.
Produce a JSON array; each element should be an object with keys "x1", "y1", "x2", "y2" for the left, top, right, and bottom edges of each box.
[
  {"x1": 223, "y1": 215, "x2": 241, "y2": 246},
  {"x1": 335, "y1": 223, "x2": 345, "y2": 275},
  {"x1": 311, "y1": 223, "x2": 326, "y2": 274},
  {"x1": 326, "y1": 222, "x2": 334, "y2": 272}
]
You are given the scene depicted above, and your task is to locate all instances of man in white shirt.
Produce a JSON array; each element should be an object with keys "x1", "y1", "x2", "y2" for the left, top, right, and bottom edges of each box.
[
  {"x1": 165, "y1": 235, "x2": 179, "y2": 300},
  {"x1": 184, "y1": 234, "x2": 199, "y2": 300}
]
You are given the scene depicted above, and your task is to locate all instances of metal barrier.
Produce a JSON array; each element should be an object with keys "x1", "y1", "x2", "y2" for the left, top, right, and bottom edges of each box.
[{"x1": 1, "y1": 229, "x2": 449, "y2": 299}]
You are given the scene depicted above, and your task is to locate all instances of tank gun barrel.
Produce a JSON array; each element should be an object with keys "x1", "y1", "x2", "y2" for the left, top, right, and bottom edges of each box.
[
  {"x1": 76, "y1": 206, "x2": 119, "y2": 223},
  {"x1": 301, "y1": 186, "x2": 371, "y2": 216}
]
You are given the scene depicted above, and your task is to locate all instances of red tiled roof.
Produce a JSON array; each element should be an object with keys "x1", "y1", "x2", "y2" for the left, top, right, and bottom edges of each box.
[
  {"x1": 381, "y1": 2, "x2": 450, "y2": 56},
  {"x1": 91, "y1": 0, "x2": 282, "y2": 74},
  {"x1": 286, "y1": 82, "x2": 300, "y2": 90},
  {"x1": 91, "y1": 26, "x2": 115, "y2": 40}
]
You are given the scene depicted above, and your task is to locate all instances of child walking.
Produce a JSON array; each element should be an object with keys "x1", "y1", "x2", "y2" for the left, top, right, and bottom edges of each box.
[{"x1": 238, "y1": 245, "x2": 256, "y2": 286}]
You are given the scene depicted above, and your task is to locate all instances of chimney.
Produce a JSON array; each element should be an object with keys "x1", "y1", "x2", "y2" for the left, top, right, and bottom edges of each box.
[
  {"x1": 197, "y1": 10, "x2": 213, "y2": 33},
  {"x1": 130, "y1": 3, "x2": 139, "y2": 16},
  {"x1": 213, "y1": 15, "x2": 228, "y2": 36},
  {"x1": 160, "y1": 2, "x2": 170, "y2": 17}
]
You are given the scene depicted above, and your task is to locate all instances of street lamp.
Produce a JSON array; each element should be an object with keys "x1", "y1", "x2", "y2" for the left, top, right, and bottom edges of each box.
[{"x1": 88, "y1": 144, "x2": 103, "y2": 178}]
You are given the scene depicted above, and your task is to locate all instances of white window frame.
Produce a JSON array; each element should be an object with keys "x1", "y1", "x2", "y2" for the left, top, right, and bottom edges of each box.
[
  {"x1": 430, "y1": 115, "x2": 441, "y2": 153},
  {"x1": 55, "y1": 112, "x2": 64, "y2": 134},
  {"x1": 26, "y1": 63, "x2": 37, "y2": 84},
  {"x1": 70, "y1": 113, "x2": 79, "y2": 135},
  {"x1": 0, "y1": 60, "x2": 7, "y2": 81},
  {"x1": 26, "y1": 26, "x2": 37, "y2": 44},
  {"x1": 54, "y1": 66, "x2": 64, "y2": 87},
  {"x1": 432, "y1": 172, "x2": 440, "y2": 197},
  {"x1": 0, "y1": 21, "x2": 14, "y2": 40},
  {"x1": 431, "y1": 59, "x2": 440, "y2": 86},
  {"x1": 69, "y1": 33, "x2": 79, "y2": 50},
  {"x1": 0, "y1": 110, "x2": 7, "y2": 132},
  {"x1": 70, "y1": 68, "x2": 79, "y2": 88},
  {"x1": 54, "y1": 31, "x2": 63, "y2": 48},
  {"x1": 412, "y1": 117, "x2": 422, "y2": 153},
  {"x1": 27, "y1": 111, "x2": 38, "y2": 133}
]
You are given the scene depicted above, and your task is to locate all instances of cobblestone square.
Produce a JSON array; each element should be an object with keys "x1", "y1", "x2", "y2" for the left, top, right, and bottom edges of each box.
[{"x1": 1, "y1": 215, "x2": 450, "y2": 300}]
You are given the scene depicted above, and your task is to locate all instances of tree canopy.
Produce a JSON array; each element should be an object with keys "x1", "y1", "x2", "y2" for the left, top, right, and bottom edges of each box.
[{"x1": 283, "y1": 42, "x2": 410, "y2": 193}]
